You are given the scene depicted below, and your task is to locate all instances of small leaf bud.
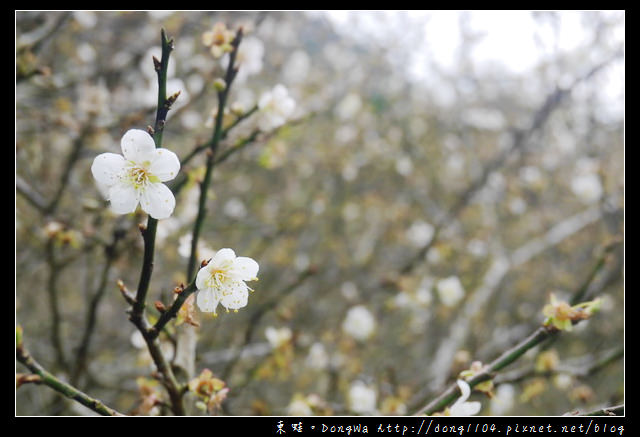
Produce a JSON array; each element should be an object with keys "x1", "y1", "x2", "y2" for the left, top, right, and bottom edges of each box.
[{"x1": 213, "y1": 78, "x2": 226, "y2": 92}]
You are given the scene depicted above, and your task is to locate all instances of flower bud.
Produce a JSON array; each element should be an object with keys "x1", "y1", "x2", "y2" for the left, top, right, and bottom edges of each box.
[
  {"x1": 213, "y1": 78, "x2": 226, "y2": 92},
  {"x1": 154, "y1": 301, "x2": 167, "y2": 313}
]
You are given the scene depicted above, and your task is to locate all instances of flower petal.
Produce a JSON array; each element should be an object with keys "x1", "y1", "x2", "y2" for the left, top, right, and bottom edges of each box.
[
  {"x1": 219, "y1": 280, "x2": 249, "y2": 310},
  {"x1": 91, "y1": 153, "x2": 126, "y2": 190},
  {"x1": 210, "y1": 248, "x2": 236, "y2": 268},
  {"x1": 148, "y1": 148, "x2": 180, "y2": 182},
  {"x1": 121, "y1": 129, "x2": 156, "y2": 163},
  {"x1": 196, "y1": 263, "x2": 212, "y2": 290},
  {"x1": 229, "y1": 256, "x2": 259, "y2": 281},
  {"x1": 107, "y1": 183, "x2": 139, "y2": 215},
  {"x1": 456, "y1": 380, "x2": 471, "y2": 402},
  {"x1": 139, "y1": 182, "x2": 176, "y2": 219},
  {"x1": 196, "y1": 288, "x2": 219, "y2": 313},
  {"x1": 450, "y1": 400, "x2": 481, "y2": 416}
]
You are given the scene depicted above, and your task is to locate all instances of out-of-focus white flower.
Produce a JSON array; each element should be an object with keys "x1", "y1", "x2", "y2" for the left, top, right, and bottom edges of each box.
[
  {"x1": 553, "y1": 373, "x2": 573, "y2": 390},
  {"x1": 335, "y1": 93, "x2": 362, "y2": 120},
  {"x1": 571, "y1": 173, "x2": 603, "y2": 204},
  {"x1": 306, "y1": 342, "x2": 329, "y2": 370},
  {"x1": 130, "y1": 330, "x2": 146, "y2": 349},
  {"x1": 202, "y1": 22, "x2": 235, "y2": 58},
  {"x1": 342, "y1": 305, "x2": 375, "y2": 341},
  {"x1": 195, "y1": 248, "x2": 259, "y2": 315},
  {"x1": 177, "y1": 234, "x2": 216, "y2": 261},
  {"x1": 395, "y1": 155, "x2": 413, "y2": 176},
  {"x1": 265, "y1": 326, "x2": 292, "y2": 349},
  {"x1": 73, "y1": 11, "x2": 97, "y2": 28},
  {"x1": 77, "y1": 81, "x2": 110, "y2": 119},
  {"x1": 341, "y1": 163, "x2": 359, "y2": 181},
  {"x1": 91, "y1": 129, "x2": 179, "y2": 219},
  {"x1": 449, "y1": 380, "x2": 481, "y2": 416},
  {"x1": 519, "y1": 166, "x2": 543, "y2": 188},
  {"x1": 446, "y1": 153, "x2": 465, "y2": 177},
  {"x1": 155, "y1": 217, "x2": 180, "y2": 244},
  {"x1": 340, "y1": 281, "x2": 359, "y2": 300},
  {"x1": 436, "y1": 276, "x2": 465, "y2": 308},
  {"x1": 223, "y1": 197, "x2": 247, "y2": 219},
  {"x1": 76, "y1": 42, "x2": 97, "y2": 64},
  {"x1": 257, "y1": 84, "x2": 296, "y2": 132},
  {"x1": 393, "y1": 291, "x2": 412, "y2": 309},
  {"x1": 342, "y1": 203, "x2": 360, "y2": 221},
  {"x1": 148, "y1": 11, "x2": 175, "y2": 20},
  {"x1": 406, "y1": 220, "x2": 434, "y2": 248},
  {"x1": 508, "y1": 197, "x2": 527, "y2": 215},
  {"x1": 348, "y1": 381, "x2": 377, "y2": 415},
  {"x1": 490, "y1": 384, "x2": 515, "y2": 415},
  {"x1": 466, "y1": 239, "x2": 488, "y2": 258},
  {"x1": 461, "y1": 107, "x2": 505, "y2": 131},
  {"x1": 288, "y1": 397, "x2": 313, "y2": 416},
  {"x1": 415, "y1": 277, "x2": 434, "y2": 306},
  {"x1": 282, "y1": 50, "x2": 311, "y2": 84},
  {"x1": 227, "y1": 36, "x2": 264, "y2": 83},
  {"x1": 426, "y1": 246, "x2": 442, "y2": 264}
]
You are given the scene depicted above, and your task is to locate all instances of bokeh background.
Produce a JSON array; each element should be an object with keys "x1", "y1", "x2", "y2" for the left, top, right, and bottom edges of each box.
[{"x1": 16, "y1": 11, "x2": 624, "y2": 416}]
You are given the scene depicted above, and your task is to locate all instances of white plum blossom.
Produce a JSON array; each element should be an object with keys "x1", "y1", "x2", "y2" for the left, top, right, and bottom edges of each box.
[
  {"x1": 335, "y1": 92, "x2": 362, "y2": 120},
  {"x1": 91, "y1": 129, "x2": 180, "y2": 219},
  {"x1": 348, "y1": 381, "x2": 377, "y2": 415},
  {"x1": 226, "y1": 36, "x2": 264, "y2": 83},
  {"x1": 449, "y1": 380, "x2": 481, "y2": 416},
  {"x1": 265, "y1": 326, "x2": 293, "y2": 349},
  {"x1": 287, "y1": 397, "x2": 313, "y2": 416},
  {"x1": 406, "y1": 220, "x2": 434, "y2": 247},
  {"x1": 571, "y1": 173, "x2": 603, "y2": 204},
  {"x1": 282, "y1": 50, "x2": 311, "y2": 84},
  {"x1": 257, "y1": 84, "x2": 296, "y2": 132},
  {"x1": 306, "y1": 342, "x2": 329, "y2": 370},
  {"x1": 436, "y1": 276, "x2": 465, "y2": 307},
  {"x1": 177, "y1": 234, "x2": 216, "y2": 261},
  {"x1": 223, "y1": 197, "x2": 248, "y2": 219},
  {"x1": 342, "y1": 305, "x2": 376, "y2": 341},
  {"x1": 490, "y1": 383, "x2": 515, "y2": 415},
  {"x1": 195, "y1": 248, "x2": 259, "y2": 315}
]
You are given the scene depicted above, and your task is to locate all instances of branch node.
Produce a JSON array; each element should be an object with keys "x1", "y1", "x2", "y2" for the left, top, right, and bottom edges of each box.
[
  {"x1": 152, "y1": 55, "x2": 161, "y2": 73},
  {"x1": 154, "y1": 300, "x2": 167, "y2": 313}
]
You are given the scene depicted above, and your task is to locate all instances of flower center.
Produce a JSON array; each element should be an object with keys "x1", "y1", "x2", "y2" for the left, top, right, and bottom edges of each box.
[
  {"x1": 207, "y1": 269, "x2": 229, "y2": 289},
  {"x1": 124, "y1": 162, "x2": 156, "y2": 190}
]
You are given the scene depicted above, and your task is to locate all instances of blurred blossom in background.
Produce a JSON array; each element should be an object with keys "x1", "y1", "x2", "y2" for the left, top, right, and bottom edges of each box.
[{"x1": 16, "y1": 10, "x2": 623, "y2": 416}]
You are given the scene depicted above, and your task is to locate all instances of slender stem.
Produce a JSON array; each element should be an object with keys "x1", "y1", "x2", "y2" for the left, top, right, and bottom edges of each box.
[
  {"x1": 17, "y1": 337, "x2": 124, "y2": 416},
  {"x1": 127, "y1": 314, "x2": 185, "y2": 415},
  {"x1": 153, "y1": 28, "x2": 174, "y2": 146},
  {"x1": 16, "y1": 175, "x2": 48, "y2": 211},
  {"x1": 149, "y1": 281, "x2": 198, "y2": 340},
  {"x1": 126, "y1": 28, "x2": 185, "y2": 416},
  {"x1": 415, "y1": 327, "x2": 557, "y2": 415},
  {"x1": 45, "y1": 127, "x2": 87, "y2": 214},
  {"x1": 132, "y1": 219, "x2": 158, "y2": 318},
  {"x1": 72, "y1": 231, "x2": 122, "y2": 385},
  {"x1": 45, "y1": 240, "x2": 67, "y2": 369},
  {"x1": 570, "y1": 237, "x2": 622, "y2": 306},
  {"x1": 578, "y1": 404, "x2": 624, "y2": 416},
  {"x1": 131, "y1": 29, "x2": 174, "y2": 320},
  {"x1": 179, "y1": 104, "x2": 259, "y2": 169},
  {"x1": 186, "y1": 28, "x2": 243, "y2": 280}
]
